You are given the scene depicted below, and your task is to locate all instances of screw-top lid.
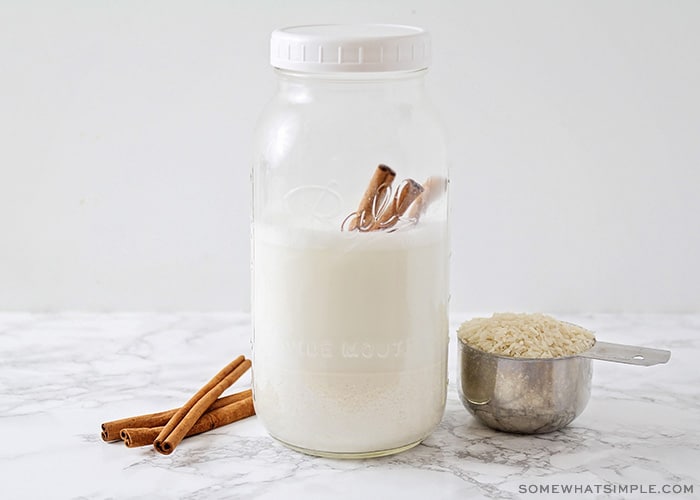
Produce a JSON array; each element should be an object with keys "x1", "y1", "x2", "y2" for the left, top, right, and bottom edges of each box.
[{"x1": 270, "y1": 24, "x2": 430, "y2": 73}]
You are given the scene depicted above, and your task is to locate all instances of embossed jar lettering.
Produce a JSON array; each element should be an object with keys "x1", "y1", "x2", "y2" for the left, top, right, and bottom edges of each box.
[{"x1": 342, "y1": 341, "x2": 406, "y2": 359}]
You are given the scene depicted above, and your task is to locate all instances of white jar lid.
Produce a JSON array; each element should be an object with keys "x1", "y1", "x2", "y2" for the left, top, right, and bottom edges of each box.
[{"x1": 270, "y1": 24, "x2": 430, "y2": 73}]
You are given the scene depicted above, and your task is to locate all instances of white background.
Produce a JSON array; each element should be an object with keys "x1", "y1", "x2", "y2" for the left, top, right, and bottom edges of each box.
[{"x1": 1, "y1": 1, "x2": 698, "y2": 313}]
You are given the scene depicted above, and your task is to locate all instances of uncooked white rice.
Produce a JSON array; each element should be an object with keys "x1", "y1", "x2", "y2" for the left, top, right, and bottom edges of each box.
[{"x1": 457, "y1": 313, "x2": 595, "y2": 358}]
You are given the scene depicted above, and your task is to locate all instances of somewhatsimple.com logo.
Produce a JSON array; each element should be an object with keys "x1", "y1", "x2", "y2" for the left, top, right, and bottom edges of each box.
[{"x1": 519, "y1": 483, "x2": 694, "y2": 495}]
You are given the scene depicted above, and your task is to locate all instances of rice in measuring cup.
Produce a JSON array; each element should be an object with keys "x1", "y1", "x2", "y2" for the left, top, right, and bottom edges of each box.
[{"x1": 458, "y1": 313, "x2": 595, "y2": 358}]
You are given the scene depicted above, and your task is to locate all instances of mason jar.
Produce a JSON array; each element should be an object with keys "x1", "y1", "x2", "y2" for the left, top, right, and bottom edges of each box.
[{"x1": 251, "y1": 24, "x2": 449, "y2": 458}]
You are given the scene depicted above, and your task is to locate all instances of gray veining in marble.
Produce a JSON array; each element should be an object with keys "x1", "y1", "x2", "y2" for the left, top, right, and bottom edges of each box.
[{"x1": 0, "y1": 313, "x2": 698, "y2": 499}]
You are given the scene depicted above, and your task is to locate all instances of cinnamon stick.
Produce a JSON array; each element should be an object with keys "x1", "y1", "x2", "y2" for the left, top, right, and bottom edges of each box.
[
  {"x1": 406, "y1": 176, "x2": 447, "y2": 221},
  {"x1": 121, "y1": 397, "x2": 255, "y2": 448},
  {"x1": 348, "y1": 164, "x2": 396, "y2": 231},
  {"x1": 372, "y1": 178, "x2": 424, "y2": 230},
  {"x1": 154, "y1": 357, "x2": 252, "y2": 455},
  {"x1": 101, "y1": 389, "x2": 252, "y2": 442}
]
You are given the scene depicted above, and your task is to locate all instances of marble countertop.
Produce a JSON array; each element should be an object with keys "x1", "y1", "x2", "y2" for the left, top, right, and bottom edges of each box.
[{"x1": 1, "y1": 313, "x2": 698, "y2": 499}]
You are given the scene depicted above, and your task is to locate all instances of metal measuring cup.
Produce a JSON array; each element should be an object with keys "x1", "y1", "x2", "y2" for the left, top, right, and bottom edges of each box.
[{"x1": 458, "y1": 338, "x2": 671, "y2": 434}]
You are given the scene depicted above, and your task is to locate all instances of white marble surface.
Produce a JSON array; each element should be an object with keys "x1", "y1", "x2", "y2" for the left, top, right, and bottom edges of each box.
[{"x1": 1, "y1": 313, "x2": 698, "y2": 499}]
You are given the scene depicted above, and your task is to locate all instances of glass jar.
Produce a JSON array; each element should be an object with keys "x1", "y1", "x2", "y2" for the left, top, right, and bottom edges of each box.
[{"x1": 251, "y1": 24, "x2": 449, "y2": 458}]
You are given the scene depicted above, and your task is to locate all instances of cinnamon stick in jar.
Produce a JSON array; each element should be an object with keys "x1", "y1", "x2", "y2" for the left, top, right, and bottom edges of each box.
[
  {"x1": 406, "y1": 175, "x2": 447, "y2": 221},
  {"x1": 347, "y1": 164, "x2": 396, "y2": 231},
  {"x1": 372, "y1": 178, "x2": 424, "y2": 231}
]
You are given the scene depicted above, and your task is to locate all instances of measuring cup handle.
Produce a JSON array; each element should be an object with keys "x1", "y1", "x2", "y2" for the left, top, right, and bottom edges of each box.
[{"x1": 579, "y1": 341, "x2": 671, "y2": 366}]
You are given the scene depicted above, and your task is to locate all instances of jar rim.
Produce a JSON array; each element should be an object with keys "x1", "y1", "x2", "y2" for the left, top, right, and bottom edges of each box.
[{"x1": 274, "y1": 67, "x2": 428, "y2": 82}]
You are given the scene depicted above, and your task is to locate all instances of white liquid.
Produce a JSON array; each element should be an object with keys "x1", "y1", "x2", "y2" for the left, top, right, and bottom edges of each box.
[{"x1": 252, "y1": 222, "x2": 449, "y2": 455}]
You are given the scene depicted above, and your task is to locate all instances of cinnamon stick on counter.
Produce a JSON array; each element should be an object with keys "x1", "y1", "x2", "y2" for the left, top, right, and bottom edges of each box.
[
  {"x1": 348, "y1": 164, "x2": 396, "y2": 231},
  {"x1": 154, "y1": 356, "x2": 252, "y2": 455},
  {"x1": 121, "y1": 397, "x2": 255, "y2": 448},
  {"x1": 101, "y1": 389, "x2": 252, "y2": 442}
]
